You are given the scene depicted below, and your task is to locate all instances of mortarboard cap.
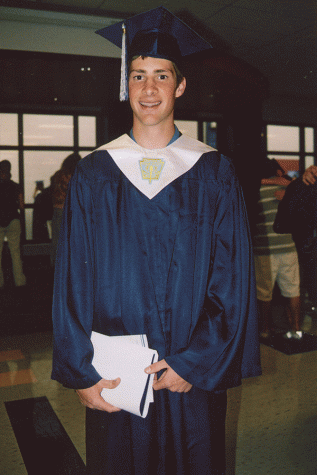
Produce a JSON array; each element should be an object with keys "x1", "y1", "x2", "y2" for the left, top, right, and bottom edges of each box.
[{"x1": 96, "y1": 6, "x2": 212, "y2": 101}]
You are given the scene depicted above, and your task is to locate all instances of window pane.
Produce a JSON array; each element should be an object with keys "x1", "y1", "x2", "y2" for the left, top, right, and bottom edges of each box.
[
  {"x1": 25, "y1": 208, "x2": 33, "y2": 241},
  {"x1": 305, "y1": 156, "x2": 314, "y2": 169},
  {"x1": 24, "y1": 151, "x2": 70, "y2": 204},
  {"x1": 305, "y1": 128, "x2": 314, "y2": 153},
  {"x1": 174, "y1": 120, "x2": 198, "y2": 140},
  {"x1": 0, "y1": 150, "x2": 19, "y2": 182},
  {"x1": 203, "y1": 122, "x2": 217, "y2": 148},
  {"x1": 23, "y1": 114, "x2": 74, "y2": 146},
  {"x1": 79, "y1": 116, "x2": 96, "y2": 147},
  {"x1": 267, "y1": 125, "x2": 299, "y2": 152},
  {"x1": 0, "y1": 113, "x2": 18, "y2": 146}
]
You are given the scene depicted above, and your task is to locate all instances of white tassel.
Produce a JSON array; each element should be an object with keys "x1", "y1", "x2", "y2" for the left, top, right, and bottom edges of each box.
[{"x1": 120, "y1": 23, "x2": 128, "y2": 101}]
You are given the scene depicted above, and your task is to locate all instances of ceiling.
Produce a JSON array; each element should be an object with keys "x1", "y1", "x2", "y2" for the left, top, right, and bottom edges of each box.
[{"x1": 1, "y1": 0, "x2": 316, "y2": 101}]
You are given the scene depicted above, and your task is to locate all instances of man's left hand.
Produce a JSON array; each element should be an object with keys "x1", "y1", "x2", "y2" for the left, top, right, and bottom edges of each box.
[
  {"x1": 302, "y1": 165, "x2": 317, "y2": 185},
  {"x1": 145, "y1": 359, "x2": 192, "y2": 393}
]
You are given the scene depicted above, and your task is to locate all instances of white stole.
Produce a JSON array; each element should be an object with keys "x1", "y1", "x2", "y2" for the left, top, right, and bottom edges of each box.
[{"x1": 96, "y1": 134, "x2": 215, "y2": 199}]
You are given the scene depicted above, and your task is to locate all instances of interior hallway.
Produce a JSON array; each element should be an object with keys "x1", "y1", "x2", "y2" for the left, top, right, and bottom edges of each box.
[{"x1": 0, "y1": 255, "x2": 317, "y2": 474}]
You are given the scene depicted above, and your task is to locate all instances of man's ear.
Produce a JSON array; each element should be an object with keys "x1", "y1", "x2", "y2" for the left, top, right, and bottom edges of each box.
[{"x1": 175, "y1": 77, "x2": 186, "y2": 98}]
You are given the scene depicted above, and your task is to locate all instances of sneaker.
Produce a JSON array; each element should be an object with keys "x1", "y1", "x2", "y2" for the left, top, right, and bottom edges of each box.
[
  {"x1": 283, "y1": 331, "x2": 293, "y2": 339},
  {"x1": 293, "y1": 331, "x2": 303, "y2": 340}
]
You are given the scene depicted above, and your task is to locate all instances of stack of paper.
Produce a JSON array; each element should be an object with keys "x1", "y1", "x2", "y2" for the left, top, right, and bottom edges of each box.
[{"x1": 91, "y1": 332, "x2": 158, "y2": 418}]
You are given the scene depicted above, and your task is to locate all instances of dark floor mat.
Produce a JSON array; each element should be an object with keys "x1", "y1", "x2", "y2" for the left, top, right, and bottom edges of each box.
[
  {"x1": 5, "y1": 396, "x2": 86, "y2": 475},
  {"x1": 260, "y1": 332, "x2": 317, "y2": 355}
]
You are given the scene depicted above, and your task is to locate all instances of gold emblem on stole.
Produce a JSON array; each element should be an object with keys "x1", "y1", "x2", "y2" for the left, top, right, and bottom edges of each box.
[{"x1": 139, "y1": 158, "x2": 165, "y2": 184}]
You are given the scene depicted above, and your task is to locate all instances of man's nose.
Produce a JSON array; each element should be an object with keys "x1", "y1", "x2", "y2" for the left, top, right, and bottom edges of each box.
[{"x1": 143, "y1": 78, "x2": 157, "y2": 94}]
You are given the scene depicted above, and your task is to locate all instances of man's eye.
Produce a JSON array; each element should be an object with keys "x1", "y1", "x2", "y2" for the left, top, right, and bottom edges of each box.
[
  {"x1": 158, "y1": 74, "x2": 168, "y2": 80},
  {"x1": 134, "y1": 75, "x2": 143, "y2": 80}
]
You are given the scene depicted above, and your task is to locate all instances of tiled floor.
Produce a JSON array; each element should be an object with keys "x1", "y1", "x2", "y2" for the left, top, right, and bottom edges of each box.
[
  {"x1": 0, "y1": 332, "x2": 86, "y2": 475},
  {"x1": 1, "y1": 263, "x2": 317, "y2": 474}
]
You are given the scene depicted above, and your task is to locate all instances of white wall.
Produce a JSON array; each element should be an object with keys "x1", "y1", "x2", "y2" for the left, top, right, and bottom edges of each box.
[{"x1": 0, "y1": 6, "x2": 121, "y2": 58}]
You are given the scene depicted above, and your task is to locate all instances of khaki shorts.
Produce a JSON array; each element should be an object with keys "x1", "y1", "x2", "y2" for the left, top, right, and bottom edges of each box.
[{"x1": 254, "y1": 252, "x2": 300, "y2": 301}]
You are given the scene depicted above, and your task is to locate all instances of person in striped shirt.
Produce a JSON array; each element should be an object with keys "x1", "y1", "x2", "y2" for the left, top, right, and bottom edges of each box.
[{"x1": 253, "y1": 170, "x2": 302, "y2": 340}]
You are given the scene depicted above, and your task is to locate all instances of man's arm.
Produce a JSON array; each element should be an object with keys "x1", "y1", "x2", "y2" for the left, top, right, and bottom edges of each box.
[
  {"x1": 52, "y1": 169, "x2": 124, "y2": 412},
  {"x1": 302, "y1": 165, "x2": 317, "y2": 185},
  {"x1": 161, "y1": 158, "x2": 261, "y2": 391},
  {"x1": 52, "y1": 166, "x2": 103, "y2": 390},
  {"x1": 18, "y1": 192, "x2": 24, "y2": 210}
]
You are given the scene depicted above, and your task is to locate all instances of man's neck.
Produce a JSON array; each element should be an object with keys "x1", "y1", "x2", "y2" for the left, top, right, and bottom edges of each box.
[{"x1": 132, "y1": 122, "x2": 176, "y2": 150}]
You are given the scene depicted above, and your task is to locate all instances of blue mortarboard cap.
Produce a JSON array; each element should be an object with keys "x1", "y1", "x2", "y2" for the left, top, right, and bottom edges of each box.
[{"x1": 96, "y1": 6, "x2": 212, "y2": 101}]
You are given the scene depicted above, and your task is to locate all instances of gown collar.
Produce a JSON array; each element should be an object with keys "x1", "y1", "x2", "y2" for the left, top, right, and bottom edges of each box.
[
  {"x1": 96, "y1": 134, "x2": 215, "y2": 200},
  {"x1": 129, "y1": 125, "x2": 181, "y2": 146}
]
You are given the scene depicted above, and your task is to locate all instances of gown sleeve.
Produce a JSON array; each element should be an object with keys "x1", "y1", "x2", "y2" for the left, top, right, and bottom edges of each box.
[
  {"x1": 51, "y1": 166, "x2": 102, "y2": 389},
  {"x1": 165, "y1": 158, "x2": 262, "y2": 391}
]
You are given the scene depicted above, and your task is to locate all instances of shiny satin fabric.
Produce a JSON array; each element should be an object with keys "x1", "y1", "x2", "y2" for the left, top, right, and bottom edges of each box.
[
  {"x1": 51, "y1": 144, "x2": 261, "y2": 474},
  {"x1": 51, "y1": 146, "x2": 261, "y2": 391},
  {"x1": 86, "y1": 387, "x2": 227, "y2": 475}
]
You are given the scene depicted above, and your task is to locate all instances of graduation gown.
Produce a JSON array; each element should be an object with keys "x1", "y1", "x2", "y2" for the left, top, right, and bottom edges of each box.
[{"x1": 51, "y1": 134, "x2": 261, "y2": 474}]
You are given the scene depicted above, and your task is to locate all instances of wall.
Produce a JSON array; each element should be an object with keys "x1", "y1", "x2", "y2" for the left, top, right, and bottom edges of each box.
[
  {"x1": 0, "y1": 6, "x2": 121, "y2": 58},
  {"x1": 263, "y1": 95, "x2": 317, "y2": 127},
  {"x1": 1, "y1": 6, "x2": 314, "y2": 126}
]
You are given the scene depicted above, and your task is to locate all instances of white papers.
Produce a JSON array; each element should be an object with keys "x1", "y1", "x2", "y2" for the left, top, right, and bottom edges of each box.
[{"x1": 91, "y1": 332, "x2": 158, "y2": 418}]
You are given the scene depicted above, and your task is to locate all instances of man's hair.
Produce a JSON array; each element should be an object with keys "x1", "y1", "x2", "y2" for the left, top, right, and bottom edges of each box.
[
  {"x1": 129, "y1": 55, "x2": 184, "y2": 88},
  {"x1": 60, "y1": 153, "x2": 81, "y2": 176},
  {"x1": 0, "y1": 160, "x2": 11, "y2": 173}
]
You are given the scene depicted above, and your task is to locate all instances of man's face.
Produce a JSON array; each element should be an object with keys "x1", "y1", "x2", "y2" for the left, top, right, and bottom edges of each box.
[
  {"x1": 0, "y1": 170, "x2": 8, "y2": 181},
  {"x1": 128, "y1": 56, "x2": 186, "y2": 129}
]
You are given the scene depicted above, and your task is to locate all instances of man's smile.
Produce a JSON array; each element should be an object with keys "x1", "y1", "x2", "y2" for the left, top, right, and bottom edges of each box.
[{"x1": 139, "y1": 101, "x2": 161, "y2": 108}]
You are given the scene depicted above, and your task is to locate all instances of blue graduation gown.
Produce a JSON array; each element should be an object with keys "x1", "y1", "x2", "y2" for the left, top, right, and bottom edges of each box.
[{"x1": 51, "y1": 137, "x2": 261, "y2": 474}]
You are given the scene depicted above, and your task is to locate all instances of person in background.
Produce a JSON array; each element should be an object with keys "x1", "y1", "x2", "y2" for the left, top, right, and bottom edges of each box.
[
  {"x1": 51, "y1": 7, "x2": 261, "y2": 475},
  {"x1": 253, "y1": 163, "x2": 301, "y2": 340},
  {"x1": 51, "y1": 152, "x2": 81, "y2": 266},
  {"x1": 0, "y1": 160, "x2": 26, "y2": 290},
  {"x1": 33, "y1": 180, "x2": 44, "y2": 200},
  {"x1": 32, "y1": 179, "x2": 54, "y2": 243},
  {"x1": 274, "y1": 164, "x2": 317, "y2": 315}
]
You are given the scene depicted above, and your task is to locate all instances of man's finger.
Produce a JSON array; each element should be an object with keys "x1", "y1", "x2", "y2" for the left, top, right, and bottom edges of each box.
[
  {"x1": 144, "y1": 359, "x2": 168, "y2": 374},
  {"x1": 100, "y1": 377, "x2": 121, "y2": 389},
  {"x1": 152, "y1": 372, "x2": 170, "y2": 391}
]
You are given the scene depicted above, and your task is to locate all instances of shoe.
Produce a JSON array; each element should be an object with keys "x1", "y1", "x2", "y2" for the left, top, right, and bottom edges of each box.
[
  {"x1": 283, "y1": 330, "x2": 303, "y2": 340},
  {"x1": 293, "y1": 331, "x2": 303, "y2": 340},
  {"x1": 283, "y1": 331, "x2": 293, "y2": 339}
]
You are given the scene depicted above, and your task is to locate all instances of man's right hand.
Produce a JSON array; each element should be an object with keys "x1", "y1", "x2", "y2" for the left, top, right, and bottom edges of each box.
[{"x1": 76, "y1": 378, "x2": 121, "y2": 412}]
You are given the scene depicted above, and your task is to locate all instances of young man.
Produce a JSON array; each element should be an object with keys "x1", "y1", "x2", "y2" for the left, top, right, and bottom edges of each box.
[{"x1": 52, "y1": 7, "x2": 261, "y2": 475}]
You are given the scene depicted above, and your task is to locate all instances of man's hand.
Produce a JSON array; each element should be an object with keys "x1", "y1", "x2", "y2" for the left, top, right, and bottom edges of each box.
[
  {"x1": 76, "y1": 378, "x2": 121, "y2": 412},
  {"x1": 302, "y1": 165, "x2": 317, "y2": 185},
  {"x1": 274, "y1": 189, "x2": 286, "y2": 201},
  {"x1": 145, "y1": 359, "x2": 192, "y2": 393}
]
